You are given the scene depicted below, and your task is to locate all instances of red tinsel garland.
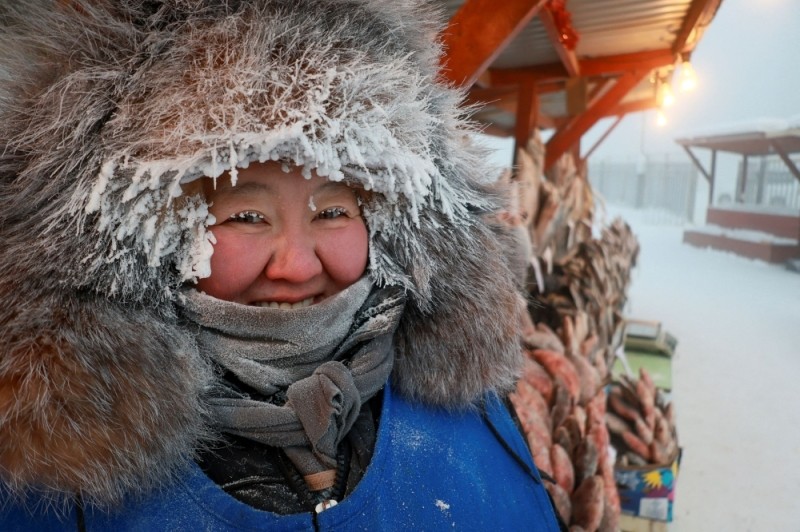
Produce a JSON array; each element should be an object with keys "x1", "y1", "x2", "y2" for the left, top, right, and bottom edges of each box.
[{"x1": 546, "y1": 0, "x2": 580, "y2": 51}]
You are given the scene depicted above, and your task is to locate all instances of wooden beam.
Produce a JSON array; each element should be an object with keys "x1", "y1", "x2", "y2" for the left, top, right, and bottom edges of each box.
[
  {"x1": 583, "y1": 115, "x2": 624, "y2": 162},
  {"x1": 681, "y1": 145, "x2": 712, "y2": 182},
  {"x1": 738, "y1": 155, "x2": 749, "y2": 201},
  {"x1": 466, "y1": 86, "x2": 519, "y2": 114},
  {"x1": 771, "y1": 139, "x2": 800, "y2": 183},
  {"x1": 536, "y1": 80, "x2": 567, "y2": 94},
  {"x1": 538, "y1": 6, "x2": 580, "y2": 77},
  {"x1": 468, "y1": 88, "x2": 558, "y2": 131},
  {"x1": 440, "y1": 0, "x2": 548, "y2": 88},
  {"x1": 479, "y1": 76, "x2": 617, "y2": 106},
  {"x1": 581, "y1": 49, "x2": 678, "y2": 77},
  {"x1": 710, "y1": 149, "x2": 718, "y2": 204},
  {"x1": 587, "y1": 77, "x2": 613, "y2": 103},
  {"x1": 490, "y1": 49, "x2": 677, "y2": 86},
  {"x1": 606, "y1": 97, "x2": 659, "y2": 117},
  {"x1": 514, "y1": 81, "x2": 539, "y2": 154},
  {"x1": 468, "y1": 86, "x2": 518, "y2": 101},
  {"x1": 544, "y1": 70, "x2": 647, "y2": 171},
  {"x1": 490, "y1": 63, "x2": 568, "y2": 86},
  {"x1": 755, "y1": 154, "x2": 768, "y2": 204},
  {"x1": 672, "y1": 0, "x2": 723, "y2": 54}
]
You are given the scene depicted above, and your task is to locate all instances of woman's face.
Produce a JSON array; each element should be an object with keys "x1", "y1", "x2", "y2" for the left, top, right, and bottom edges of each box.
[{"x1": 195, "y1": 162, "x2": 369, "y2": 306}]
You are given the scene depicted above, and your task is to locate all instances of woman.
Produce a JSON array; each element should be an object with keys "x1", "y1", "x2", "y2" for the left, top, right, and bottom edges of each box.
[{"x1": 0, "y1": 0, "x2": 561, "y2": 529}]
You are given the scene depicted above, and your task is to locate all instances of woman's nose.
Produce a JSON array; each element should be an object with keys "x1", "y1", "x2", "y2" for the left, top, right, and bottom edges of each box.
[{"x1": 263, "y1": 232, "x2": 323, "y2": 283}]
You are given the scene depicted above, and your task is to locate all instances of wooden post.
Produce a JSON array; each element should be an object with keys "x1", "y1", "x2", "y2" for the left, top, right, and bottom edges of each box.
[
  {"x1": 708, "y1": 149, "x2": 717, "y2": 205},
  {"x1": 687, "y1": 163, "x2": 698, "y2": 222},
  {"x1": 738, "y1": 155, "x2": 749, "y2": 203},
  {"x1": 756, "y1": 155, "x2": 767, "y2": 205},
  {"x1": 545, "y1": 71, "x2": 647, "y2": 172},
  {"x1": 514, "y1": 81, "x2": 539, "y2": 162},
  {"x1": 583, "y1": 115, "x2": 624, "y2": 162}
]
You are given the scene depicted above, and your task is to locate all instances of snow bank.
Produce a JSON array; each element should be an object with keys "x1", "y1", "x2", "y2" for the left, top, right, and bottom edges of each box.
[{"x1": 598, "y1": 204, "x2": 800, "y2": 531}]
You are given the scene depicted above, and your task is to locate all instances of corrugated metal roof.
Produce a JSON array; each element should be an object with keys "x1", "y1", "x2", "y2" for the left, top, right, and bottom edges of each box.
[
  {"x1": 487, "y1": 0, "x2": 694, "y2": 67},
  {"x1": 436, "y1": 0, "x2": 722, "y2": 165},
  {"x1": 492, "y1": 21, "x2": 561, "y2": 69}
]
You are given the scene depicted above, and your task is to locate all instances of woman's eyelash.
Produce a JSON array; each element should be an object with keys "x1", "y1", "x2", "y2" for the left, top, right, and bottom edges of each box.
[
  {"x1": 228, "y1": 211, "x2": 264, "y2": 223},
  {"x1": 317, "y1": 207, "x2": 348, "y2": 219}
]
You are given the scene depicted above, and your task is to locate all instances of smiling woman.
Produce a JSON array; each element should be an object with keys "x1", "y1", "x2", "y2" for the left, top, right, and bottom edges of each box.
[
  {"x1": 0, "y1": 0, "x2": 561, "y2": 530},
  {"x1": 195, "y1": 162, "x2": 369, "y2": 305}
]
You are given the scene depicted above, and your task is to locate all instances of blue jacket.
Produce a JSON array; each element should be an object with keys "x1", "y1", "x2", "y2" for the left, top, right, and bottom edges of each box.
[{"x1": 1, "y1": 385, "x2": 560, "y2": 531}]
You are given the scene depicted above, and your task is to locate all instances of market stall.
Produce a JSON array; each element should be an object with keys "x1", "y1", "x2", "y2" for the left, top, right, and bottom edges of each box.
[
  {"x1": 432, "y1": 1, "x2": 725, "y2": 530},
  {"x1": 677, "y1": 120, "x2": 800, "y2": 264}
]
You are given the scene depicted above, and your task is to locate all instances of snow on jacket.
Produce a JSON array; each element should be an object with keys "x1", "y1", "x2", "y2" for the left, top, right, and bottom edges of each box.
[{"x1": 0, "y1": 0, "x2": 552, "y2": 524}]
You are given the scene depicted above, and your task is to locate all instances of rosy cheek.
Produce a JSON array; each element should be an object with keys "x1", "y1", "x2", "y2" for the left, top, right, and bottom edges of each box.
[
  {"x1": 317, "y1": 221, "x2": 369, "y2": 287},
  {"x1": 195, "y1": 229, "x2": 267, "y2": 302}
]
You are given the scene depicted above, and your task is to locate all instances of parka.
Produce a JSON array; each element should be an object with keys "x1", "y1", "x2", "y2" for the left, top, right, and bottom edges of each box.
[{"x1": 0, "y1": 0, "x2": 560, "y2": 529}]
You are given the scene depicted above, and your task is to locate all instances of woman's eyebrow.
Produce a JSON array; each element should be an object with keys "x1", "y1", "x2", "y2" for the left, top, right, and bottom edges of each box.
[
  {"x1": 313, "y1": 181, "x2": 357, "y2": 197},
  {"x1": 215, "y1": 181, "x2": 273, "y2": 197}
]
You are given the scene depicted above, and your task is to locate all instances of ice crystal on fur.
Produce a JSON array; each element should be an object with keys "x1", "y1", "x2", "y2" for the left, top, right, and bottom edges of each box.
[
  {"x1": 0, "y1": 0, "x2": 524, "y2": 509},
  {"x1": 77, "y1": 37, "x2": 486, "y2": 290}
]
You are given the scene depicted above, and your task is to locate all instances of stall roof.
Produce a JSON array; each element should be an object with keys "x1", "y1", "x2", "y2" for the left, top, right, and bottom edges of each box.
[
  {"x1": 676, "y1": 130, "x2": 800, "y2": 157},
  {"x1": 435, "y1": 0, "x2": 723, "y2": 170},
  {"x1": 675, "y1": 118, "x2": 800, "y2": 185},
  {"x1": 676, "y1": 117, "x2": 800, "y2": 156}
]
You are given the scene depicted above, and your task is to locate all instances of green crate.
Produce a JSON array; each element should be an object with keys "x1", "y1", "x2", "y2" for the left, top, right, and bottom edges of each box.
[
  {"x1": 612, "y1": 320, "x2": 677, "y2": 391},
  {"x1": 613, "y1": 349, "x2": 673, "y2": 391},
  {"x1": 623, "y1": 320, "x2": 677, "y2": 358}
]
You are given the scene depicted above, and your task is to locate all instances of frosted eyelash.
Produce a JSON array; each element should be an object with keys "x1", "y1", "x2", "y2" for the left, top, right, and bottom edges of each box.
[
  {"x1": 318, "y1": 207, "x2": 348, "y2": 219},
  {"x1": 228, "y1": 211, "x2": 264, "y2": 222}
]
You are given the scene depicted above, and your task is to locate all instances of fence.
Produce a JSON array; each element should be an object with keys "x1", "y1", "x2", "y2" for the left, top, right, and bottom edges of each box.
[
  {"x1": 589, "y1": 158, "x2": 698, "y2": 222},
  {"x1": 734, "y1": 154, "x2": 800, "y2": 210}
]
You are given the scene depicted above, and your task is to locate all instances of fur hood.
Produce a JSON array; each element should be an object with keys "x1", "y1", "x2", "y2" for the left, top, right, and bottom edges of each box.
[{"x1": 0, "y1": 0, "x2": 523, "y2": 506}]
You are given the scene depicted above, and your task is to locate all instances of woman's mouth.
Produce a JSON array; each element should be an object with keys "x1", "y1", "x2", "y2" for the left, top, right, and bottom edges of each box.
[{"x1": 253, "y1": 297, "x2": 314, "y2": 309}]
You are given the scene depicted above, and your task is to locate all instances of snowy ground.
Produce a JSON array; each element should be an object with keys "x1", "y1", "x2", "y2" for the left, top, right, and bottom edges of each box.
[{"x1": 597, "y1": 205, "x2": 800, "y2": 532}]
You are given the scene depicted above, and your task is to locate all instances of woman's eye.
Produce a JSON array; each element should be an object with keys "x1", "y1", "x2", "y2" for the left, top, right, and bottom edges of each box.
[
  {"x1": 316, "y1": 207, "x2": 349, "y2": 220},
  {"x1": 227, "y1": 211, "x2": 265, "y2": 224}
]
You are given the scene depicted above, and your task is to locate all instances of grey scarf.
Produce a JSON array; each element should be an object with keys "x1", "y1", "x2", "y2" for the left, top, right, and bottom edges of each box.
[{"x1": 180, "y1": 277, "x2": 405, "y2": 489}]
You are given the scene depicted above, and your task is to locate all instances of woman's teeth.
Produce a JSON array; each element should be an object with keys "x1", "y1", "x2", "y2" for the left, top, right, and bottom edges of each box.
[{"x1": 255, "y1": 297, "x2": 314, "y2": 309}]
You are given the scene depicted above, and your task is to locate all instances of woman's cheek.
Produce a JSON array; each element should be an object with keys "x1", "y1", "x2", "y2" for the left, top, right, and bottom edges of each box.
[
  {"x1": 196, "y1": 228, "x2": 268, "y2": 302},
  {"x1": 318, "y1": 221, "x2": 369, "y2": 286}
]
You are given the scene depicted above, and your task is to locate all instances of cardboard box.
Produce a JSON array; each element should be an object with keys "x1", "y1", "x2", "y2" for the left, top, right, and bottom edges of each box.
[
  {"x1": 619, "y1": 513, "x2": 669, "y2": 532},
  {"x1": 615, "y1": 449, "x2": 682, "y2": 522}
]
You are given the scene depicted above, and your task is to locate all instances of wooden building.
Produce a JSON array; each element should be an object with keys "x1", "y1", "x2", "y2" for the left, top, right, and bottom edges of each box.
[{"x1": 677, "y1": 121, "x2": 800, "y2": 263}]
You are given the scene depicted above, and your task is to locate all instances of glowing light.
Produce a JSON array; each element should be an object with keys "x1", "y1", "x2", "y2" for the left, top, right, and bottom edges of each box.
[
  {"x1": 656, "y1": 110, "x2": 667, "y2": 127},
  {"x1": 679, "y1": 61, "x2": 697, "y2": 92},
  {"x1": 661, "y1": 83, "x2": 675, "y2": 108}
]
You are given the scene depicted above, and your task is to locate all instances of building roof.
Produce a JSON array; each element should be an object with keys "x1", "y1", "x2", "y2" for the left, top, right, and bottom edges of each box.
[
  {"x1": 435, "y1": 0, "x2": 724, "y2": 169},
  {"x1": 676, "y1": 117, "x2": 800, "y2": 156}
]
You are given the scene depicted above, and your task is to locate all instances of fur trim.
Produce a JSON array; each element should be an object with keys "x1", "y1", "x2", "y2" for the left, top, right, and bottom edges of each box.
[
  {"x1": 0, "y1": 0, "x2": 523, "y2": 504},
  {"x1": 0, "y1": 286, "x2": 212, "y2": 507},
  {"x1": 392, "y1": 216, "x2": 525, "y2": 407}
]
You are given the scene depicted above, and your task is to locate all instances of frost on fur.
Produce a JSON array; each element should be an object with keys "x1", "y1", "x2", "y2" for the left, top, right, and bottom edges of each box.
[
  {"x1": 79, "y1": 39, "x2": 490, "y2": 296},
  {"x1": 0, "y1": 0, "x2": 525, "y2": 510},
  {"x1": 0, "y1": 0, "x2": 499, "y2": 304}
]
